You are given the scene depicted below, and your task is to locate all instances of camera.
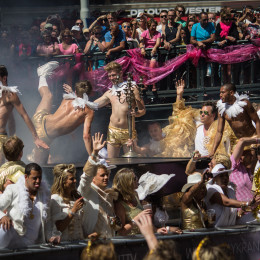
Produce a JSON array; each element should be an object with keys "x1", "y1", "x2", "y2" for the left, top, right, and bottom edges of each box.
[{"x1": 195, "y1": 157, "x2": 211, "y2": 169}]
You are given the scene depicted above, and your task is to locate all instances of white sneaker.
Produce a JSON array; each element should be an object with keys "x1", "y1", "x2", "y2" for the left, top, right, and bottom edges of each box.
[{"x1": 37, "y1": 61, "x2": 59, "y2": 77}]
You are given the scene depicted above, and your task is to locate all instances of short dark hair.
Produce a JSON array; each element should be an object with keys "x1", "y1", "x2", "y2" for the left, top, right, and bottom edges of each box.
[
  {"x1": 223, "y1": 83, "x2": 236, "y2": 92},
  {"x1": 202, "y1": 101, "x2": 217, "y2": 115},
  {"x1": 0, "y1": 65, "x2": 8, "y2": 78},
  {"x1": 3, "y1": 136, "x2": 24, "y2": 161},
  {"x1": 199, "y1": 12, "x2": 208, "y2": 19},
  {"x1": 160, "y1": 10, "x2": 168, "y2": 15},
  {"x1": 25, "y1": 163, "x2": 42, "y2": 176},
  {"x1": 75, "y1": 80, "x2": 93, "y2": 98}
]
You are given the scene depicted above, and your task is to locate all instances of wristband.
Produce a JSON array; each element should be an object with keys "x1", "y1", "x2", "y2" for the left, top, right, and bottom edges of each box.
[
  {"x1": 69, "y1": 210, "x2": 75, "y2": 216},
  {"x1": 141, "y1": 47, "x2": 145, "y2": 49},
  {"x1": 91, "y1": 153, "x2": 96, "y2": 158}
]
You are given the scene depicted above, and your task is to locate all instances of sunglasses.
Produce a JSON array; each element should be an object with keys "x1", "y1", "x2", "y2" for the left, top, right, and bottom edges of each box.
[
  {"x1": 94, "y1": 32, "x2": 102, "y2": 35},
  {"x1": 64, "y1": 35, "x2": 72, "y2": 38},
  {"x1": 177, "y1": 10, "x2": 184, "y2": 13},
  {"x1": 200, "y1": 110, "x2": 209, "y2": 115},
  {"x1": 202, "y1": 19, "x2": 209, "y2": 21},
  {"x1": 76, "y1": 22, "x2": 83, "y2": 25},
  {"x1": 224, "y1": 18, "x2": 231, "y2": 21},
  {"x1": 123, "y1": 25, "x2": 130, "y2": 28},
  {"x1": 160, "y1": 15, "x2": 167, "y2": 18}
]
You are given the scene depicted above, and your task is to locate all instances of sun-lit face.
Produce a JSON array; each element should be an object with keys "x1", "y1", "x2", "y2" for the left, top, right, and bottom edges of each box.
[
  {"x1": 93, "y1": 167, "x2": 110, "y2": 190},
  {"x1": 25, "y1": 170, "x2": 42, "y2": 194},
  {"x1": 219, "y1": 86, "x2": 232, "y2": 103},
  {"x1": 107, "y1": 69, "x2": 122, "y2": 85},
  {"x1": 200, "y1": 106, "x2": 215, "y2": 125},
  {"x1": 64, "y1": 173, "x2": 77, "y2": 193}
]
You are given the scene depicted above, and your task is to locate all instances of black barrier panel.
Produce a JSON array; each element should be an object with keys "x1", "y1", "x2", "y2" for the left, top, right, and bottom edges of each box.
[{"x1": 1, "y1": 227, "x2": 260, "y2": 260}]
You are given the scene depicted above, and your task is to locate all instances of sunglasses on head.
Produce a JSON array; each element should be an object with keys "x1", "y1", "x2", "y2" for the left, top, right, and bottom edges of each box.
[
  {"x1": 200, "y1": 110, "x2": 209, "y2": 115},
  {"x1": 160, "y1": 15, "x2": 167, "y2": 18}
]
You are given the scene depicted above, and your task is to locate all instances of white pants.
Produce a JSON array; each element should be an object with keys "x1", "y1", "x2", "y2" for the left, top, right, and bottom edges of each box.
[{"x1": 0, "y1": 227, "x2": 28, "y2": 249}]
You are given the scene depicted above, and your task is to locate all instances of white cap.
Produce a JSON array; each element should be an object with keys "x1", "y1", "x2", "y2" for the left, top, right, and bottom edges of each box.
[{"x1": 211, "y1": 164, "x2": 232, "y2": 178}]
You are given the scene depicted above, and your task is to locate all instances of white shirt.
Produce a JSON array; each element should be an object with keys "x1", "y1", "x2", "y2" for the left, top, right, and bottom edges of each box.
[
  {"x1": 195, "y1": 124, "x2": 209, "y2": 156},
  {"x1": 23, "y1": 198, "x2": 41, "y2": 244}
]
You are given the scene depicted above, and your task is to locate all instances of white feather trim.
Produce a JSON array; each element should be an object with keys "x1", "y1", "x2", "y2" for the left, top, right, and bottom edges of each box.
[
  {"x1": 0, "y1": 81, "x2": 21, "y2": 98},
  {"x1": 63, "y1": 92, "x2": 98, "y2": 110},
  {"x1": 16, "y1": 175, "x2": 50, "y2": 220},
  {"x1": 217, "y1": 92, "x2": 248, "y2": 118}
]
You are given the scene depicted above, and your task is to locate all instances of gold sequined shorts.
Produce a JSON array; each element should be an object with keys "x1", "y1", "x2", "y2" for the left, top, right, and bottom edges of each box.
[
  {"x1": 32, "y1": 109, "x2": 52, "y2": 147},
  {"x1": 107, "y1": 125, "x2": 137, "y2": 147}
]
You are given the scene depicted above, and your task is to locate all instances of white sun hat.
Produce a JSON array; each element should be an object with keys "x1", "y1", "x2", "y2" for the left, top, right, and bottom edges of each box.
[
  {"x1": 136, "y1": 171, "x2": 175, "y2": 200},
  {"x1": 181, "y1": 173, "x2": 202, "y2": 193}
]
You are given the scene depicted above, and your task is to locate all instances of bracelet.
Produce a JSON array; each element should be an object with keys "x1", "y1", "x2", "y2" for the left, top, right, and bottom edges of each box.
[
  {"x1": 166, "y1": 226, "x2": 170, "y2": 232},
  {"x1": 131, "y1": 219, "x2": 136, "y2": 226},
  {"x1": 91, "y1": 153, "x2": 96, "y2": 158},
  {"x1": 141, "y1": 47, "x2": 145, "y2": 49},
  {"x1": 69, "y1": 210, "x2": 75, "y2": 216}
]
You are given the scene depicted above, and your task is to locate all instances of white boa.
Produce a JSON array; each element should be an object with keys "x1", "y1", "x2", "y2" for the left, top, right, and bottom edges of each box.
[
  {"x1": 16, "y1": 175, "x2": 50, "y2": 221},
  {"x1": 217, "y1": 92, "x2": 248, "y2": 118},
  {"x1": 63, "y1": 92, "x2": 98, "y2": 110},
  {"x1": 109, "y1": 81, "x2": 136, "y2": 96},
  {"x1": 0, "y1": 81, "x2": 21, "y2": 98}
]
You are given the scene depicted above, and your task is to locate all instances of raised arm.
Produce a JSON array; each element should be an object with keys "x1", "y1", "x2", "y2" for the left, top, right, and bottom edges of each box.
[
  {"x1": 210, "y1": 113, "x2": 225, "y2": 156},
  {"x1": 232, "y1": 137, "x2": 260, "y2": 163},
  {"x1": 83, "y1": 109, "x2": 94, "y2": 155},
  {"x1": 11, "y1": 94, "x2": 49, "y2": 149}
]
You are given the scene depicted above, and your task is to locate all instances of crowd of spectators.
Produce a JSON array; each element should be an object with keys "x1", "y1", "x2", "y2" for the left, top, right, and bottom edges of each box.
[{"x1": 0, "y1": 6, "x2": 259, "y2": 68}]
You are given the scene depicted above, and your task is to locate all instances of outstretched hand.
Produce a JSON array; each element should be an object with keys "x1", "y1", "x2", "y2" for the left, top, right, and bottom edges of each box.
[
  {"x1": 175, "y1": 79, "x2": 185, "y2": 96},
  {"x1": 35, "y1": 137, "x2": 49, "y2": 149},
  {"x1": 63, "y1": 83, "x2": 73, "y2": 94},
  {"x1": 92, "y1": 132, "x2": 106, "y2": 154}
]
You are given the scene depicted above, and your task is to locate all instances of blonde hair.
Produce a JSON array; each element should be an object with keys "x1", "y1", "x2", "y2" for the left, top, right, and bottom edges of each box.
[
  {"x1": 192, "y1": 237, "x2": 234, "y2": 260},
  {"x1": 51, "y1": 164, "x2": 76, "y2": 198},
  {"x1": 144, "y1": 240, "x2": 181, "y2": 260},
  {"x1": 214, "y1": 153, "x2": 231, "y2": 170},
  {"x1": 80, "y1": 240, "x2": 116, "y2": 260},
  {"x1": 104, "y1": 61, "x2": 122, "y2": 74},
  {"x1": 112, "y1": 168, "x2": 136, "y2": 202}
]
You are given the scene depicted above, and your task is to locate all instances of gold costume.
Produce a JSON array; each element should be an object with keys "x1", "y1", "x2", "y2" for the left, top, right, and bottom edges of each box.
[
  {"x1": 182, "y1": 203, "x2": 206, "y2": 230},
  {"x1": 119, "y1": 198, "x2": 143, "y2": 235},
  {"x1": 160, "y1": 99, "x2": 199, "y2": 157},
  {"x1": 107, "y1": 125, "x2": 137, "y2": 147},
  {"x1": 0, "y1": 134, "x2": 8, "y2": 154},
  {"x1": 0, "y1": 161, "x2": 25, "y2": 192},
  {"x1": 32, "y1": 109, "x2": 52, "y2": 146},
  {"x1": 159, "y1": 98, "x2": 236, "y2": 157}
]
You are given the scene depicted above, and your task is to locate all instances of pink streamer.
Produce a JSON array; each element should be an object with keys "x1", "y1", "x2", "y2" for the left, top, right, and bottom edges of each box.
[{"x1": 52, "y1": 43, "x2": 260, "y2": 92}]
